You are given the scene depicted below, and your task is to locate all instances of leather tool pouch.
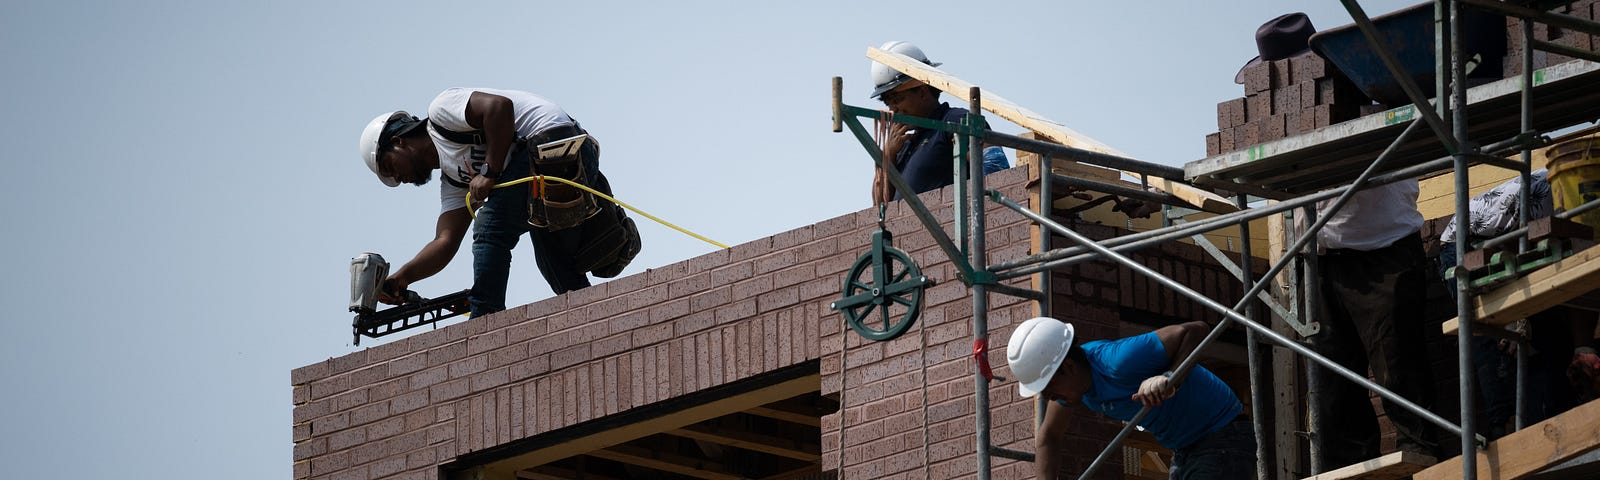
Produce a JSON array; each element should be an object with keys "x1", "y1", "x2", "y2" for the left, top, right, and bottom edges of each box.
[
  {"x1": 526, "y1": 134, "x2": 600, "y2": 231},
  {"x1": 574, "y1": 203, "x2": 642, "y2": 278}
]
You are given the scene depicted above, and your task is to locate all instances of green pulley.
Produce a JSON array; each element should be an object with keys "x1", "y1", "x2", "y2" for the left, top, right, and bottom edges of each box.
[{"x1": 830, "y1": 205, "x2": 935, "y2": 342}]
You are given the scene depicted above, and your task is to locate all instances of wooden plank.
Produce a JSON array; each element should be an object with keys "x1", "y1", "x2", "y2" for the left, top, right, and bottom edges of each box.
[
  {"x1": 517, "y1": 465, "x2": 623, "y2": 480},
  {"x1": 1440, "y1": 246, "x2": 1600, "y2": 335},
  {"x1": 867, "y1": 47, "x2": 1238, "y2": 214},
  {"x1": 1014, "y1": 131, "x2": 1122, "y2": 182},
  {"x1": 744, "y1": 406, "x2": 821, "y2": 427},
  {"x1": 758, "y1": 465, "x2": 825, "y2": 480},
  {"x1": 1413, "y1": 398, "x2": 1600, "y2": 480},
  {"x1": 480, "y1": 374, "x2": 820, "y2": 479},
  {"x1": 587, "y1": 445, "x2": 743, "y2": 480},
  {"x1": 667, "y1": 424, "x2": 821, "y2": 461},
  {"x1": 1301, "y1": 451, "x2": 1435, "y2": 480}
]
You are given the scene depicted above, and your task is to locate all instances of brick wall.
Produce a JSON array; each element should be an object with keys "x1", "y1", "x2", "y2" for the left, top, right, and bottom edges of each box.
[
  {"x1": 293, "y1": 163, "x2": 1275, "y2": 480},
  {"x1": 292, "y1": 167, "x2": 1045, "y2": 480}
]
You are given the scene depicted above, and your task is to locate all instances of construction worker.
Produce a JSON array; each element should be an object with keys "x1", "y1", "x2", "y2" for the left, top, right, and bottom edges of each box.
[
  {"x1": 1436, "y1": 170, "x2": 1600, "y2": 438},
  {"x1": 358, "y1": 88, "x2": 639, "y2": 318},
  {"x1": 869, "y1": 41, "x2": 970, "y2": 204},
  {"x1": 1301, "y1": 180, "x2": 1443, "y2": 465},
  {"x1": 1008, "y1": 317, "x2": 1254, "y2": 479}
]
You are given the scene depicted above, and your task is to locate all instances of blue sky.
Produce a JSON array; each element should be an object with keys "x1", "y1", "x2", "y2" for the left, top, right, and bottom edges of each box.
[{"x1": 0, "y1": 1, "x2": 1414, "y2": 477}]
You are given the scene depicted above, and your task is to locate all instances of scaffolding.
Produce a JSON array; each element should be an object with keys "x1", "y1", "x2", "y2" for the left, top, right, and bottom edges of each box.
[{"x1": 832, "y1": 1, "x2": 1600, "y2": 479}]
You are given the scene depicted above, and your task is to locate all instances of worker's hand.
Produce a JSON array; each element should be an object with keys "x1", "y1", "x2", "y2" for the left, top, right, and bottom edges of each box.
[
  {"x1": 469, "y1": 174, "x2": 496, "y2": 209},
  {"x1": 1574, "y1": 347, "x2": 1600, "y2": 376},
  {"x1": 379, "y1": 276, "x2": 409, "y2": 305},
  {"x1": 1132, "y1": 373, "x2": 1176, "y2": 407},
  {"x1": 882, "y1": 122, "x2": 913, "y2": 158}
]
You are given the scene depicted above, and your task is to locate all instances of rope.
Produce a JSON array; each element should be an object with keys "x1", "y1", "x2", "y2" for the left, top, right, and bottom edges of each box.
[
  {"x1": 918, "y1": 304, "x2": 932, "y2": 480},
  {"x1": 466, "y1": 175, "x2": 729, "y2": 249},
  {"x1": 836, "y1": 323, "x2": 849, "y2": 477}
]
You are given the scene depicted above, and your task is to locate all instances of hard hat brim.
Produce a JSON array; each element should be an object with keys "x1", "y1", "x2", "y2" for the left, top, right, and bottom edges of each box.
[{"x1": 869, "y1": 62, "x2": 941, "y2": 99}]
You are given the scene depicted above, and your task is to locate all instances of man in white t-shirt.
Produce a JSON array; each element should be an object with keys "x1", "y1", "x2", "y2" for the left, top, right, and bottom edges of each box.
[
  {"x1": 1305, "y1": 180, "x2": 1443, "y2": 466},
  {"x1": 357, "y1": 88, "x2": 639, "y2": 317}
]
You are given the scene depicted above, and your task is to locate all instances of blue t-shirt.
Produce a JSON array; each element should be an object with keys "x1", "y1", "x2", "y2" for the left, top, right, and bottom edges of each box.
[
  {"x1": 1077, "y1": 332, "x2": 1240, "y2": 450},
  {"x1": 892, "y1": 103, "x2": 969, "y2": 200}
]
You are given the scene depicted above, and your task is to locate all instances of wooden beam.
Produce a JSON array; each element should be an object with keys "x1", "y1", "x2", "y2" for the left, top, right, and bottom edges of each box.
[
  {"x1": 759, "y1": 465, "x2": 825, "y2": 480},
  {"x1": 744, "y1": 405, "x2": 821, "y2": 427},
  {"x1": 1301, "y1": 451, "x2": 1435, "y2": 480},
  {"x1": 586, "y1": 445, "x2": 743, "y2": 480},
  {"x1": 480, "y1": 374, "x2": 820, "y2": 479},
  {"x1": 668, "y1": 423, "x2": 822, "y2": 462},
  {"x1": 516, "y1": 465, "x2": 623, "y2": 480},
  {"x1": 867, "y1": 47, "x2": 1238, "y2": 214},
  {"x1": 1440, "y1": 246, "x2": 1600, "y2": 335},
  {"x1": 1013, "y1": 131, "x2": 1122, "y2": 182},
  {"x1": 1413, "y1": 398, "x2": 1600, "y2": 480}
]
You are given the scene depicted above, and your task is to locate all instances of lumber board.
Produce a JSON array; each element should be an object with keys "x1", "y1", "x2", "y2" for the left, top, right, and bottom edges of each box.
[
  {"x1": 1412, "y1": 398, "x2": 1600, "y2": 480},
  {"x1": 1441, "y1": 245, "x2": 1600, "y2": 335},
  {"x1": 1301, "y1": 451, "x2": 1435, "y2": 480},
  {"x1": 1014, "y1": 131, "x2": 1122, "y2": 182},
  {"x1": 867, "y1": 47, "x2": 1237, "y2": 214}
]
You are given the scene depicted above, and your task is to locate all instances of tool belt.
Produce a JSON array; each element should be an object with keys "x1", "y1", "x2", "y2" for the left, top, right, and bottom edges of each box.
[
  {"x1": 524, "y1": 125, "x2": 600, "y2": 231},
  {"x1": 576, "y1": 201, "x2": 642, "y2": 278},
  {"x1": 431, "y1": 119, "x2": 640, "y2": 276},
  {"x1": 527, "y1": 127, "x2": 641, "y2": 276}
]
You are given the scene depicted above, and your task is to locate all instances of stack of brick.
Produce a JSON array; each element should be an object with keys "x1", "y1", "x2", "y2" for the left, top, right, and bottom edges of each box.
[
  {"x1": 1505, "y1": 0, "x2": 1600, "y2": 77},
  {"x1": 1205, "y1": 52, "x2": 1372, "y2": 157}
]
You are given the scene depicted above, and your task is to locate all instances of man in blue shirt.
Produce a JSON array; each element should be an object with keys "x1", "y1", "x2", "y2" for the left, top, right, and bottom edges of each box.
[{"x1": 1007, "y1": 317, "x2": 1254, "y2": 479}]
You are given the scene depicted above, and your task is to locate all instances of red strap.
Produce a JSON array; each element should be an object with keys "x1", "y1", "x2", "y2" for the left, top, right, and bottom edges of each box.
[{"x1": 973, "y1": 338, "x2": 996, "y2": 382}]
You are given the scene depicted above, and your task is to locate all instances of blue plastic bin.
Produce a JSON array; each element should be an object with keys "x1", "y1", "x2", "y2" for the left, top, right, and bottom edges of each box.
[{"x1": 1308, "y1": 1, "x2": 1506, "y2": 105}]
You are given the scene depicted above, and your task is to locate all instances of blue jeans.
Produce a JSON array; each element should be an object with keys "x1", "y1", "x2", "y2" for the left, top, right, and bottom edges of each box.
[
  {"x1": 470, "y1": 139, "x2": 606, "y2": 317},
  {"x1": 1169, "y1": 419, "x2": 1256, "y2": 479}
]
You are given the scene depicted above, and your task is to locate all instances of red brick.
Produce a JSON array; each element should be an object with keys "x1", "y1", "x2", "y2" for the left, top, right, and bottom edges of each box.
[
  {"x1": 426, "y1": 341, "x2": 467, "y2": 367},
  {"x1": 429, "y1": 378, "x2": 470, "y2": 402},
  {"x1": 1242, "y1": 61, "x2": 1273, "y2": 93},
  {"x1": 1273, "y1": 84, "x2": 1299, "y2": 114},
  {"x1": 730, "y1": 274, "x2": 774, "y2": 300},
  {"x1": 714, "y1": 298, "x2": 758, "y2": 324},
  {"x1": 1238, "y1": 119, "x2": 1261, "y2": 147},
  {"x1": 310, "y1": 374, "x2": 352, "y2": 401}
]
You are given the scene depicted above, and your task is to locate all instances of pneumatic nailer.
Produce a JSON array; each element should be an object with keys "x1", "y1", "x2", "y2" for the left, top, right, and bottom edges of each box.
[{"x1": 348, "y1": 252, "x2": 470, "y2": 345}]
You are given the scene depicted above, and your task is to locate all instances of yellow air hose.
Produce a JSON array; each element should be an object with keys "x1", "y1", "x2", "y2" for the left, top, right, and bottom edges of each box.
[{"x1": 466, "y1": 175, "x2": 729, "y2": 250}]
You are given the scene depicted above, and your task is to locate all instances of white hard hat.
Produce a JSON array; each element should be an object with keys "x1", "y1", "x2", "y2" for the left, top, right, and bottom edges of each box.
[
  {"x1": 359, "y1": 111, "x2": 425, "y2": 187},
  {"x1": 1007, "y1": 317, "x2": 1076, "y2": 398},
  {"x1": 871, "y1": 40, "x2": 941, "y2": 98}
]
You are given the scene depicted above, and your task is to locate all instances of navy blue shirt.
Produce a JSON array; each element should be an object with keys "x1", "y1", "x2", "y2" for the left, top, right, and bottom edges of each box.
[{"x1": 892, "y1": 103, "x2": 968, "y2": 200}]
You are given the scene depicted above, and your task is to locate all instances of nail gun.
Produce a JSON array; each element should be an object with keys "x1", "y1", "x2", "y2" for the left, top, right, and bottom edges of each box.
[{"x1": 348, "y1": 252, "x2": 470, "y2": 345}]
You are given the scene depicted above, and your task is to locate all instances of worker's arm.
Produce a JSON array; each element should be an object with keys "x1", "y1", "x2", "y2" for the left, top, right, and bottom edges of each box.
[
  {"x1": 872, "y1": 165, "x2": 892, "y2": 204},
  {"x1": 1035, "y1": 396, "x2": 1076, "y2": 480},
  {"x1": 464, "y1": 91, "x2": 517, "y2": 206},
  {"x1": 383, "y1": 207, "x2": 472, "y2": 302},
  {"x1": 1132, "y1": 321, "x2": 1210, "y2": 407}
]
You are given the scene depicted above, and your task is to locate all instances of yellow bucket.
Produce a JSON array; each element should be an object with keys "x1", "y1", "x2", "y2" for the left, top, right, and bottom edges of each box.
[{"x1": 1546, "y1": 136, "x2": 1600, "y2": 239}]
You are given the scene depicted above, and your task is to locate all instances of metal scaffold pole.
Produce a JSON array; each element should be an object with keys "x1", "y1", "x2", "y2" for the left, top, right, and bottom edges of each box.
[
  {"x1": 1448, "y1": 1, "x2": 1479, "y2": 478},
  {"x1": 967, "y1": 87, "x2": 993, "y2": 480}
]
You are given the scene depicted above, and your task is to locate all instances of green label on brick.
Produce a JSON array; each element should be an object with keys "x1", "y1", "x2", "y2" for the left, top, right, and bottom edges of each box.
[{"x1": 1534, "y1": 69, "x2": 1547, "y2": 86}]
